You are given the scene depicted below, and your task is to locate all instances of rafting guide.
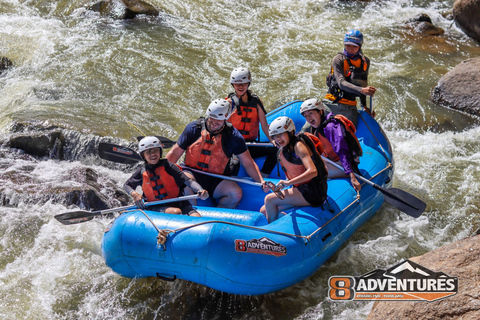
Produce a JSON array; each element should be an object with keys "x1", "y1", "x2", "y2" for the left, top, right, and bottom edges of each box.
[{"x1": 328, "y1": 260, "x2": 458, "y2": 302}]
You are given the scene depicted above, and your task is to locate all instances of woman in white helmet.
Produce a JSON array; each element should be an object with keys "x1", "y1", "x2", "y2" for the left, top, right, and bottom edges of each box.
[
  {"x1": 226, "y1": 67, "x2": 277, "y2": 177},
  {"x1": 300, "y1": 98, "x2": 362, "y2": 191},
  {"x1": 124, "y1": 136, "x2": 209, "y2": 216},
  {"x1": 166, "y1": 99, "x2": 269, "y2": 209},
  {"x1": 260, "y1": 117, "x2": 328, "y2": 223}
]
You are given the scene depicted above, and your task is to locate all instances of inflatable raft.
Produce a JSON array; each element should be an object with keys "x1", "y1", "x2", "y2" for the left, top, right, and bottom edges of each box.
[{"x1": 101, "y1": 100, "x2": 394, "y2": 295}]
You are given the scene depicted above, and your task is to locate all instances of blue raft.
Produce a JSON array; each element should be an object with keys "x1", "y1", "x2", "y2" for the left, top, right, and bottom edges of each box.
[{"x1": 101, "y1": 101, "x2": 393, "y2": 295}]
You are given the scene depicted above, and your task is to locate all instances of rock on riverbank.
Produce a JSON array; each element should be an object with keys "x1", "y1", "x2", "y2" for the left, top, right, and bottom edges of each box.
[
  {"x1": 431, "y1": 57, "x2": 480, "y2": 117},
  {"x1": 454, "y1": 0, "x2": 480, "y2": 43},
  {"x1": 368, "y1": 234, "x2": 480, "y2": 319},
  {"x1": 1, "y1": 122, "x2": 136, "y2": 210}
]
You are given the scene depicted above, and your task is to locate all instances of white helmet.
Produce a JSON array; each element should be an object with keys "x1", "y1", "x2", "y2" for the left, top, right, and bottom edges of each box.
[
  {"x1": 139, "y1": 136, "x2": 163, "y2": 156},
  {"x1": 206, "y1": 99, "x2": 232, "y2": 120},
  {"x1": 300, "y1": 98, "x2": 325, "y2": 115},
  {"x1": 269, "y1": 116, "x2": 296, "y2": 136},
  {"x1": 230, "y1": 67, "x2": 251, "y2": 84}
]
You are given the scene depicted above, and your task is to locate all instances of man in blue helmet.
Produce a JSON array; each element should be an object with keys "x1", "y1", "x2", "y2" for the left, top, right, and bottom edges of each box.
[{"x1": 323, "y1": 29, "x2": 377, "y2": 127}]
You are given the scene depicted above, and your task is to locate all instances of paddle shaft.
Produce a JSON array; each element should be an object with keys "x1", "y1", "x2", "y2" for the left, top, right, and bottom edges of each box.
[
  {"x1": 321, "y1": 156, "x2": 378, "y2": 189},
  {"x1": 138, "y1": 135, "x2": 273, "y2": 149},
  {"x1": 98, "y1": 143, "x2": 266, "y2": 187},
  {"x1": 55, "y1": 194, "x2": 200, "y2": 225},
  {"x1": 180, "y1": 165, "x2": 264, "y2": 187},
  {"x1": 321, "y1": 156, "x2": 425, "y2": 216}
]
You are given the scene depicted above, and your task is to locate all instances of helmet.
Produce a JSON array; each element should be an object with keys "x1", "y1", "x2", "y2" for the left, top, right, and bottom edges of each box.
[
  {"x1": 139, "y1": 136, "x2": 163, "y2": 157},
  {"x1": 269, "y1": 116, "x2": 296, "y2": 136},
  {"x1": 230, "y1": 67, "x2": 251, "y2": 84},
  {"x1": 344, "y1": 29, "x2": 363, "y2": 46},
  {"x1": 206, "y1": 99, "x2": 232, "y2": 120},
  {"x1": 300, "y1": 98, "x2": 325, "y2": 115}
]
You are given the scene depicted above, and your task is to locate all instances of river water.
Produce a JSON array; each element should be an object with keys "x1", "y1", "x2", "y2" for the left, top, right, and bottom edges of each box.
[{"x1": 1, "y1": 0, "x2": 480, "y2": 319}]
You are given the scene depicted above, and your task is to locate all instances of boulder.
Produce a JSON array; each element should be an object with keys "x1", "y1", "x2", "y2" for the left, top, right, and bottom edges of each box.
[
  {"x1": 431, "y1": 57, "x2": 480, "y2": 116},
  {"x1": 405, "y1": 13, "x2": 445, "y2": 36},
  {"x1": 454, "y1": 0, "x2": 480, "y2": 42},
  {"x1": 88, "y1": 0, "x2": 158, "y2": 19},
  {"x1": 120, "y1": 0, "x2": 159, "y2": 15},
  {"x1": 8, "y1": 130, "x2": 64, "y2": 158},
  {"x1": 0, "y1": 165, "x2": 129, "y2": 211},
  {"x1": 368, "y1": 234, "x2": 480, "y2": 320}
]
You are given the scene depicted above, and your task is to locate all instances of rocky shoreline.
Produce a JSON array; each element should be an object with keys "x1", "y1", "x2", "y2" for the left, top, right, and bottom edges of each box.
[
  {"x1": 1, "y1": 122, "x2": 136, "y2": 211},
  {"x1": 368, "y1": 234, "x2": 480, "y2": 319}
]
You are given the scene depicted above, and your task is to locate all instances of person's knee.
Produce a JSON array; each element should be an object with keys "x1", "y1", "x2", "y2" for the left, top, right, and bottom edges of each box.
[{"x1": 165, "y1": 207, "x2": 182, "y2": 215}]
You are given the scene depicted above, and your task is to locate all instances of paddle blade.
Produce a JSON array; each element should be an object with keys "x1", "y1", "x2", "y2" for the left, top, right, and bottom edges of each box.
[
  {"x1": 54, "y1": 211, "x2": 97, "y2": 225},
  {"x1": 136, "y1": 136, "x2": 177, "y2": 148},
  {"x1": 381, "y1": 187, "x2": 426, "y2": 218},
  {"x1": 98, "y1": 143, "x2": 142, "y2": 164}
]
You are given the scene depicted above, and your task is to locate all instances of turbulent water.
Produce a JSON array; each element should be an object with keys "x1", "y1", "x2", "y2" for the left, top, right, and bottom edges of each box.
[{"x1": 1, "y1": 0, "x2": 480, "y2": 319}]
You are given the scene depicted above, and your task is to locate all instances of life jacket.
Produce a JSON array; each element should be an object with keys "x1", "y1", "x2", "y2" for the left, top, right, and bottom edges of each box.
[
  {"x1": 142, "y1": 165, "x2": 180, "y2": 202},
  {"x1": 312, "y1": 128, "x2": 340, "y2": 162},
  {"x1": 227, "y1": 92, "x2": 262, "y2": 141},
  {"x1": 318, "y1": 114, "x2": 363, "y2": 159},
  {"x1": 325, "y1": 53, "x2": 369, "y2": 105},
  {"x1": 184, "y1": 118, "x2": 232, "y2": 175},
  {"x1": 278, "y1": 133, "x2": 328, "y2": 187}
]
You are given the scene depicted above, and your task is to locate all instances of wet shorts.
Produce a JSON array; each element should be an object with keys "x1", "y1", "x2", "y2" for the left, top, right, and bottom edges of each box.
[
  {"x1": 297, "y1": 177, "x2": 328, "y2": 207},
  {"x1": 148, "y1": 200, "x2": 198, "y2": 216},
  {"x1": 188, "y1": 170, "x2": 223, "y2": 198}
]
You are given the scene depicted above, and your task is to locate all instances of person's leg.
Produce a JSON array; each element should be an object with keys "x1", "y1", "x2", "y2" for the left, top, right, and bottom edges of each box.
[
  {"x1": 212, "y1": 180, "x2": 242, "y2": 208},
  {"x1": 261, "y1": 188, "x2": 310, "y2": 222},
  {"x1": 164, "y1": 207, "x2": 182, "y2": 214}
]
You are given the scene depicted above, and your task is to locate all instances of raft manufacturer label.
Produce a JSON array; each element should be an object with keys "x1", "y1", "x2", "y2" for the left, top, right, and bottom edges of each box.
[
  {"x1": 112, "y1": 147, "x2": 134, "y2": 155},
  {"x1": 328, "y1": 260, "x2": 458, "y2": 302},
  {"x1": 235, "y1": 237, "x2": 287, "y2": 257}
]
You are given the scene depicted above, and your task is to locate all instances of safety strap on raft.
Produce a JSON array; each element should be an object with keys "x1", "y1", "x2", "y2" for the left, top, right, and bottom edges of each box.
[{"x1": 141, "y1": 164, "x2": 392, "y2": 246}]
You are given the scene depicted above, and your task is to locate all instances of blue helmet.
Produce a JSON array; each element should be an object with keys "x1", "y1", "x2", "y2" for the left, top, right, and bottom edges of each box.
[{"x1": 344, "y1": 30, "x2": 363, "y2": 46}]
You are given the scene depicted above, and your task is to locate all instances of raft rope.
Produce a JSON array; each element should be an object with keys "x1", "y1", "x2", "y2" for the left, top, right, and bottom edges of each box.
[
  {"x1": 357, "y1": 112, "x2": 391, "y2": 164},
  {"x1": 134, "y1": 163, "x2": 392, "y2": 246}
]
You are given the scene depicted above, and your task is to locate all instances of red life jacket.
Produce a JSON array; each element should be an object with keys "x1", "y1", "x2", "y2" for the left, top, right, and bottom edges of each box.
[
  {"x1": 278, "y1": 133, "x2": 327, "y2": 187},
  {"x1": 142, "y1": 166, "x2": 180, "y2": 202},
  {"x1": 317, "y1": 114, "x2": 363, "y2": 160},
  {"x1": 184, "y1": 119, "x2": 231, "y2": 175},
  {"x1": 227, "y1": 93, "x2": 263, "y2": 141}
]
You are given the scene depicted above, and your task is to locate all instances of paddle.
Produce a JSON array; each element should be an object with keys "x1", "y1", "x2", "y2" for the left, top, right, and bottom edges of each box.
[
  {"x1": 55, "y1": 194, "x2": 200, "y2": 225},
  {"x1": 321, "y1": 156, "x2": 426, "y2": 218},
  {"x1": 98, "y1": 142, "x2": 284, "y2": 199},
  {"x1": 136, "y1": 135, "x2": 274, "y2": 148},
  {"x1": 179, "y1": 165, "x2": 284, "y2": 200},
  {"x1": 98, "y1": 142, "x2": 143, "y2": 164}
]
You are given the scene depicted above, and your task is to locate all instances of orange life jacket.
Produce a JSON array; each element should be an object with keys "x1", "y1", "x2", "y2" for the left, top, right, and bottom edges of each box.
[
  {"x1": 325, "y1": 53, "x2": 369, "y2": 106},
  {"x1": 142, "y1": 166, "x2": 180, "y2": 202},
  {"x1": 227, "y1": 94, "x2": 262, "y2": 141},
  {"x1": 278, "y1": 133, "x2": 327, "y2": 187},
  {"x1": 184, "y1": 119, "x2": 231, "y2": 175}
]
